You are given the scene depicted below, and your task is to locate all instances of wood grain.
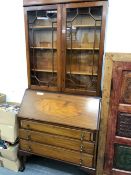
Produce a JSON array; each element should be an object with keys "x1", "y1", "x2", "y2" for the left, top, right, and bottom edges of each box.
[
  {"x1": 62, "y1": 1, "x2": 107, "y2": 96},
  {"x1": 21, "y1": 0, "x2": 108, "y2": 171},
  {"x1": 18, "y1": 89, "x2": 100, "y2": 130},
  {"x1": 19, "y1": 129, "x2": 95, "y2": 154},
  {"x1": 118, "y1": 104, "x2": 131, "y2": 113},
  {"x1": 20, "y1": 139, "x2": 94, "y2": 168},
  {"x1": 103, "y1": 54, "x2": 131, "y2": 175},
  {"x1": 24, "y1": 1, "x2": 107, "y2": 96},
  {"x1": 115, "y1": 136, "x2": 131, "y2": 146},
  {"x1": 23, "y1": 0, "x2": 108, "y2": 7},
  {"x1": 96, "y1": 2, "x2": 107, "y2": 96},
  {"x1": 120, "y1": 71, "x2": 131, "y2": 104},
  {"x1": 96, "y1": 54, "x2": 113, "y2": 175},
  {"x1": 20, "y1": 119, "x2": 95, "y2": 141}
]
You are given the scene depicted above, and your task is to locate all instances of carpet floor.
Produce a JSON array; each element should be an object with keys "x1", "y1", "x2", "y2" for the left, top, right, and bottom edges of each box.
[{"x1": 0, "y1": 156, "x2": 87, "y2": 175}]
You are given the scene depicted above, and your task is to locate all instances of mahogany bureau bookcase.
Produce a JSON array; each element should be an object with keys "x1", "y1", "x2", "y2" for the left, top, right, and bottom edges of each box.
[{"x1": 18, "y1": 0, "x2": 108, "y2": 174}]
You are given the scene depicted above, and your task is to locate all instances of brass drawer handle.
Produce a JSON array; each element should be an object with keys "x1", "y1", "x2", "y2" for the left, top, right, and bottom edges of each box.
[
  {"x1": 27, "y1": 135, "x2": 31, "y2": 140},
  {"x1": 80, "y1": 159, "x2": 83, "y2": 166},
  {"x1": 28, "y1": 146, "x2": 32, "y2": 152},
  {"x1": 80, "y1": 132, "x2": 85, "y2": 141},
  {"x1": 27, "y1": 124, "x2": 30, "y2": 128},
  {"x1": 80, "y1": 145, "x2": 84, "y2": 152}
]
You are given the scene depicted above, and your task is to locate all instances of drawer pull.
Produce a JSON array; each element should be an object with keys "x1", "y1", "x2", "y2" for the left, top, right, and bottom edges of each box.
[
  {"x1": 80, "y1": 132, "x2": 85, "y2": 141},
  {"x1": 27, "y1": 124, "x2": 30, "y2": 128},
  {"x1": 28, "y1": 146, "x2": 32, "y2": 152},
  {"x1": 80, "y1": 145, "x2": 84, "y2": 152},
  {"x1": 27, "y1": 135, "x2": 31, "y2": 140},
  {"x1": 80, "y1": 159, "x2": 83, "y2": 166}
]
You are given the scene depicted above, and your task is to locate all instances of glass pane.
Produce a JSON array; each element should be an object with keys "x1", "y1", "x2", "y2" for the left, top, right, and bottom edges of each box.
[
  {"x1": 65, "y1": 7, "x2": 102, "y2": 91},
  {"x1": 28, "y1": 10, "x2": 57, "y2": 87}
]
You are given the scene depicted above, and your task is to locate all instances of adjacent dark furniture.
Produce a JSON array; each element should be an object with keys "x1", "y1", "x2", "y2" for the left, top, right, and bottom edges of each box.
[{"x1": 103, "y1": 53, "x2": 131, "y2": 175}]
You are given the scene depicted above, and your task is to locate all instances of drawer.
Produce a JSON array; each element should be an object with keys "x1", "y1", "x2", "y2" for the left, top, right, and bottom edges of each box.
[
  {"x1": 114, "y1": 144, "x2": 131, "y2": 171},
  {"x1": 116, "y1": 113, "x2": 131, "y2": 138},
  {"x1": 20, "y1": 120, "x2": 95, "y2": 141},
  {"x1": 19, "y1": 129, "x2": 95, "y2": 154},
  {"x1": 20, "y1": 139, "x2": 94, "y2": 168}
]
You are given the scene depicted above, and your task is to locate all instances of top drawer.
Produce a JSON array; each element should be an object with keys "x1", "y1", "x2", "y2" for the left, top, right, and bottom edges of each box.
[{"x1": 20, "y1": 120, "x2": 95, "y2": 142}]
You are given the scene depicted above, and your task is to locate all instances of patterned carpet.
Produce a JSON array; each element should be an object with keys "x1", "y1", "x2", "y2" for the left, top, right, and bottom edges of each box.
[{"x1": 0, "y1": 156, "x2": 87, "y2": 175}]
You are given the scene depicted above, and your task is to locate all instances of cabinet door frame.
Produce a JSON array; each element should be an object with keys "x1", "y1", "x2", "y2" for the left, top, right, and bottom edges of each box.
[
  {"x1": 104, "y1": 62, "x2": 131, "y2": 175},
  {"x1": 61, "y1": 1, "x2": 107, "y2": 96},
  {"x1": 24, "y1": 4, "x2": 62, "y2": 92}
]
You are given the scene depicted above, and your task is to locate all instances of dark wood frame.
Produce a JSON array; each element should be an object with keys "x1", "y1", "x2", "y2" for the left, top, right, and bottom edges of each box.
[
  {"x1": 24, "y1": 1, "x2": 107, "y2": 96},
  {"x1": 61, "y1": 1, "x2": 107, "y2": 96},
  {"x1": 104, "y1": 60, "x2": 131, "y2": 175},
  {"x1": 23, "y1": 0, "x2": 108, "y2": 7},
  {"x1": 96, "y1": 53, "x2": 131, "y2": 175},
  {"x1": 24, "y1": 4, "x2": 62, "y2": 92}
]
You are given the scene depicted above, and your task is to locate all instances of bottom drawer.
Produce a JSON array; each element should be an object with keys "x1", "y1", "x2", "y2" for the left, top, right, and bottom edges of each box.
[
  {"x1": 20, "y1": 139, "x2": 94, "y2": 168},
  {"x1": 114, "y1": 144, "x2": 131, "y2": 171}
]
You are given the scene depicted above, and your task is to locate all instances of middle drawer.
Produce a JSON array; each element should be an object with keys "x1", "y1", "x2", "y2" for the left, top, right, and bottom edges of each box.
[{"x1": 19, "y1": 129, "x2": 95, "y2": 154}]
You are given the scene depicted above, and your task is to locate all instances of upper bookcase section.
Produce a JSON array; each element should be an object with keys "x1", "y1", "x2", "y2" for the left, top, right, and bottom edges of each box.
[
  {"x1": 23, "y1": 0, "x2": 108, "y2": 96},
  {"x1": 23, "y1": 0, "x2": 108, "y2": 7}
]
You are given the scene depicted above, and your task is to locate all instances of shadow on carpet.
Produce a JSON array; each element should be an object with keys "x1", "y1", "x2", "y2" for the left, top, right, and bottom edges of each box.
[{"x1": 0, "y1": 156, "x2": 88, "y2": 175}]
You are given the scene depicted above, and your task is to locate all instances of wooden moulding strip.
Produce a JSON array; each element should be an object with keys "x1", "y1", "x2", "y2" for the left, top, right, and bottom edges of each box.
[
  {"x1": 114, "y1": 136, "x2": 131, "y2": 146},
  {"x1": 118, "y1": 104, "x2": 131, "y2": 113},
  {"x1": 30, "y1": 26, "x2": 57, "y2": 29},
  {"x1": 30, "y1": 25, "x2": 101, "y2": 29},
  {"x1": 112, "y1": 169, "x2": 131, "y2": 175},
  {"x1": 30, "y1": 47, "x2": 57, "y2": 49},
  {"x1": 96, "y1": 54, "x2": 113, "y2": 175},
  {"x1": 63, "y1": 88, "x2": 97, "y2": 96},
  {"x1": 23, "y1": 0, "x2": 108, "y2": 7},
  {"x1": 106, "y1": 53, "x2": 131, "y2": 62},
  {"x1": 30, "y1": 85, "x2": 58, "y2": 91}
]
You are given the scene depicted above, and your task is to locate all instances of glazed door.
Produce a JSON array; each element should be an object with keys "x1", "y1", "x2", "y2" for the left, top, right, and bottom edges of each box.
[
  {"x1": 25, "y1": 5, "x2": 62, "y2": 91},
  {"x1": 62, "y1": 1, "x2": 107, "y2": 96}
]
